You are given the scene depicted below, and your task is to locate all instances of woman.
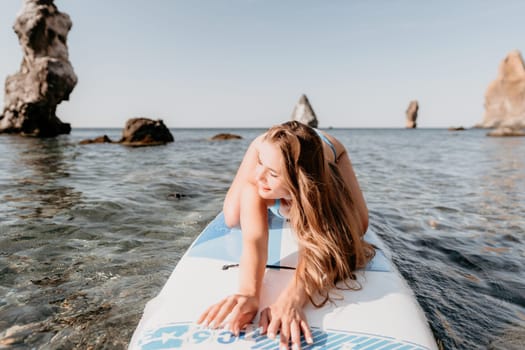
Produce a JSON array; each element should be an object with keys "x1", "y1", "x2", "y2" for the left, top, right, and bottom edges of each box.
[{"x1": 198, "y1": 121, "x2": 374, "y2": 350}]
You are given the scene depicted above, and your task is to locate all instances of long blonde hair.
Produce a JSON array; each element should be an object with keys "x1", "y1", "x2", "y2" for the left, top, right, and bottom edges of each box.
[{"x1": 264, "y1": 121, "x2": 375, "y2": 307}]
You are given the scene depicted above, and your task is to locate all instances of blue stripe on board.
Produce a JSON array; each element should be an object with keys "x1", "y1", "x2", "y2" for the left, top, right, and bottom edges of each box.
[
  {"x1": 391, "y1": 345, "x2": 416, "y2": 350},
  {"x1": 187, "y1": 212, "x2": 390, "y2": 272},
  {"x1": 298, "y1": 330, "x2": 326, "y2": 349},
  {"x1": 319, "y1": 334, "x2": 354, "y2": 349},
  {"x1": 351, "y1": 337, "x2": 381, "y2": 349},
  {"x1": 366, "y1": 249, "x2": 390, "y2": 272},
  {"x1": 250, "y1": 337, "x2": 275, "y2": 349},
  {"x1": 375, "y1": 343, "x2": 407, "y2": 350},
  {"x1": 188, "y1": 211, "x2": 285, "y2": 265},
  {"x1": 305, "y1": 330, "x2": 329, "y2": 347},
  {"x1": 267, "y1": 213, "x2": 282, "y2": 266},
  {"x1": 136, "y1": 323, "x2": 432, "y2": 350},
  {"x1": 312, "y1": 334, "x2": 352, "y2": 349},
  {"x1": 259, "y1": 342, "x2": 280, "y2": 350},
  {"x1": 362, "y1": 339, "x2": 391, "y2": 349},
  {"x1": 192, "y1": 212, "x2": 230, "y2": 245}
]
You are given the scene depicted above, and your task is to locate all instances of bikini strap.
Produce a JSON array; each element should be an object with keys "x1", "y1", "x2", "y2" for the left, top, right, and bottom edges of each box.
[
  {"x1": 314, "y1": 129, "x2": 337, "y2": 161},
  {"x1": 268, "y1": 199, "x2": 285, "y2": 219}
]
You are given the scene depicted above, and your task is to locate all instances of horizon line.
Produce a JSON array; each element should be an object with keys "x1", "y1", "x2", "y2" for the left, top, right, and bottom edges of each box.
[{"x1": 69, "y1": 126, "x2": 478, "y2": 130}]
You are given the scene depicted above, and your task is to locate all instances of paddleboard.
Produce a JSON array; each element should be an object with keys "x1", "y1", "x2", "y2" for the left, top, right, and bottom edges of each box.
[{"x1": 129, "y1": 211, "x2": 438, "y2": 350}]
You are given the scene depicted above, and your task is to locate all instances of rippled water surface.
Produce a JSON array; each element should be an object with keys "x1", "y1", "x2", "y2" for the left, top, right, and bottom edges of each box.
[{"x1": 0, "y1": 128, "x2": 524, "y2": 349}]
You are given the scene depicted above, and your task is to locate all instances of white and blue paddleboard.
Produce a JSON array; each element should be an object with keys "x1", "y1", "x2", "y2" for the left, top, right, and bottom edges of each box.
[{"x1": 129, "y1": 212, "x2": 438, "y2": 350}]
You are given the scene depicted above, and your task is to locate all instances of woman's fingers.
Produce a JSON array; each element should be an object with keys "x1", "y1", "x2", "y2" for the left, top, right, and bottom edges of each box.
[
  {"x1": 259, "y1": 307, "x2": 270, "y2": 334},
  {"x1": 278, "y1": 319, "x2": 311, "y2": 350},
  {"x1": 197, "y1": 297, "x2": 233, "y2": 328},
  {"x1": 290, "y1": 319, "x2": 301, "y2": 349},
  {"x1": 267, "y1": 314, "x2": 281, "y2": 340},
  {"x1": 199, "y1": 294, "x2": 259, "y2": 337},
  {"x1": 229, "y1": 307, "x2": 254, "y2": 336},
  {"x1": 197, "y1": 303, "x2": 214, "y2": 325},
  {"x1": 258, "y1": 307, "x2": 312, "y2": 349},
  {"x1": 300, "y1": 320, "x2": 313, "y2": 344},
  {"x1": 210, "y1": 297, "x2": 237, "y2": 328},
  {"x1": 279, "y1": 321, "x2": 291, "y2": 350},
  {"x1": 203, "y1": 296, "x2": 316, "y2": 348},
  {"x1": 198, "y1": 301, "x2": 223, "y2": 326},
  {"x1": 227, "y1": 303, "x2": 245, "y2": 335},
  {"x1": 229, "y1": 320, "x2": 240, "y2": 337}
]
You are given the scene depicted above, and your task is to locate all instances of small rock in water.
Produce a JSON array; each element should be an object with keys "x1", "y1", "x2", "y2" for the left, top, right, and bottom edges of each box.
[
  {"x1": 209, "y1": 133, "x2": 242, "y2": 141},
  {"x1": 463, "y1": 273, "x2": 481, "y2": 283},
  {"x1": 482, "y1": 246, "x2": 510, "y2": 254},
  {"x1": 168, "y1": 193, "x2": 187, "y2": 200},
  {"x1": 0, "y1": 323, "x2": 42, "y2": 346},
  {"x1": 79, "y1": 135, "x2": 113, "y2": 145},
  {"x1": 119, "y1": 118, "x2": 174, "y2": 146},
  {"x1": 31, "y1": 274, "x2": 68, "y2": 286},
  {"x1": 79, "y1": 119, "x2": 174, "y2": 146}
]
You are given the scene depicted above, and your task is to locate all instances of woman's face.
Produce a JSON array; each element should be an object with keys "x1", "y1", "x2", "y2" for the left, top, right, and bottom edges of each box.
[{"x1": 255, "y1": 140, "x2": 290, "y2": 199}]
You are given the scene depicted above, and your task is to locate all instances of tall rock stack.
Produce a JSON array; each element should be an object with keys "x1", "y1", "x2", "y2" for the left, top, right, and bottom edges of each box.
[
  {"x1": 0, "y1": 0, "x2": 77, "y2": 137},
  {"x1": 405, "y1": 100, "x2": 418, "y2": 128},
  {"x1": 479, "y1": 50, "x2": 525, "y2": 130},
  {"x1": 291, "y1": 94, "x2": 318, "y2": 128}
]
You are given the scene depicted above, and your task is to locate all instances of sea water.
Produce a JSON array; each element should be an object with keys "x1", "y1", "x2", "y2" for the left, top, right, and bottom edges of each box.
[{"x1": 0, "y1": 128, "x2": 524, "y2": 349}]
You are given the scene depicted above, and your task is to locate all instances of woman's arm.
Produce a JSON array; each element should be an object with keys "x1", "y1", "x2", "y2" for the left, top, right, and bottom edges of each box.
[
  {"x1": 223, "y1": 134, "x2": 265, "y2": 228},
  {"x1": 238, "y1": 183, "x2": 269, "y2": 299},
  {"x1": 198, "y1": 183, "x2": 269, "y2": 335}
]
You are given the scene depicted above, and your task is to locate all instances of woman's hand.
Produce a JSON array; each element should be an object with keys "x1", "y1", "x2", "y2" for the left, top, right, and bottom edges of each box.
[
  {"x1": 197, "y1": 294, "x2": 259, "y2": 335},
  {"x1": 259, "y1": 292, "x2": 313, "y2": 350}
]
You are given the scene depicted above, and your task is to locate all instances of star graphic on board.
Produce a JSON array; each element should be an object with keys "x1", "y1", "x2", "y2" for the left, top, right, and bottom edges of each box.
[{"x1": 161, "y1": 331, "x2": 181, "y2": 344}]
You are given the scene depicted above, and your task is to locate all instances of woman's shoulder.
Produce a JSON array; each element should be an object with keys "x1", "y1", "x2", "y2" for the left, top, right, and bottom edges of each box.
[
  {"x1": 249, "y1": 133, "x2": 267, "y2": 147},
  {"x1": 257, "y1": 132, "x2": 268, "y2": 141}
]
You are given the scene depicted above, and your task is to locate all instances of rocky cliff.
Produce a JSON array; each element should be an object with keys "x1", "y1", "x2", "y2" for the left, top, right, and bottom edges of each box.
[
  {"x1": 479, "y1": 50, "x2": 525, "y2": 129},
  {"x1": 0, "y1": 0, "x2": 77, "y2": 137},
  {"x1": 291, "y1": 94, "x2": 318, "y2": 128},
  {"x1": 405, "y1": 100, "x2": 418, "y2": 128}
]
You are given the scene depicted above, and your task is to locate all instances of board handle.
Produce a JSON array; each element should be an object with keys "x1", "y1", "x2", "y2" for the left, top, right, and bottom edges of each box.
[{"x1": 222, "y1": 263, "x2": 296, "y2": 271}]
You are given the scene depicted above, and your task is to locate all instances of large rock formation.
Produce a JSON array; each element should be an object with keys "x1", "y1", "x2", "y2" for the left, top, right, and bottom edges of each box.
[
  {"x1": 405, "y1": 100, "x2": 418, "y2": 128},
  {"x1": 118, "y1": 118, "x2": 174, "y2": 146},
  {"x1": 479, "y1": 50, "x2": 525, "y2": 129},
  {"x1": 0, "y1": 0, "x2": 77, "y2": 137},
  {"x1": 291, "y1": 94, "x2": 318, "y2": 128}
]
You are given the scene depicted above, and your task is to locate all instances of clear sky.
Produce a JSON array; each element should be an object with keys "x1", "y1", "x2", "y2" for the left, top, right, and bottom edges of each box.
[{"x1": 1, "y1": 0, "x2": 524, "y2": 128}]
